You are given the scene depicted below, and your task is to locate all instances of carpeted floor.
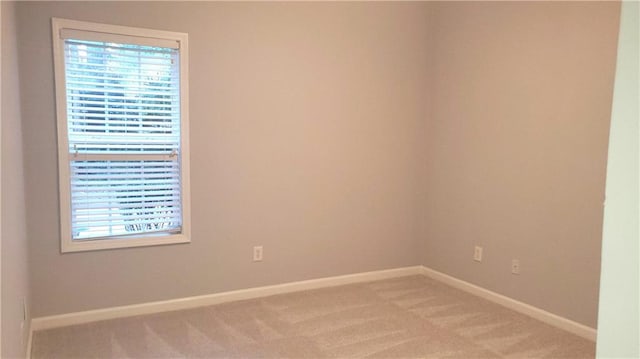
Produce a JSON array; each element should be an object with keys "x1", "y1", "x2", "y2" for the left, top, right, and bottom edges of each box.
[{"x1": 32, "y1": 275, "x2": 595, "y2": 358}]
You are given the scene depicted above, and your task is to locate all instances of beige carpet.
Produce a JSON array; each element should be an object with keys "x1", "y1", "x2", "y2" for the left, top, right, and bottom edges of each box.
[{"x1": 32, "y1": 275, "x2": 595, "y2": 358}]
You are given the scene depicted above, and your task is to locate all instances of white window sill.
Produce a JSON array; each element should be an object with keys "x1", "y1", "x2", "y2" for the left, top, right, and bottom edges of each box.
[{"x1": 61, "y1": 233, "x2": 190, "y2": 253}]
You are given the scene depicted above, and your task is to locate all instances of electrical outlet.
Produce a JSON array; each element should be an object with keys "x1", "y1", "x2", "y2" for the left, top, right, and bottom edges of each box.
[
  {"x1": 512, "y1": 259, "x2": 520, "y2": 274},
  {"x1": 474, "y1": 246, "x2": 483, "y2": 262},
  {"x1": 253, "y1": 246, "x2": 263, "y2": 262}
]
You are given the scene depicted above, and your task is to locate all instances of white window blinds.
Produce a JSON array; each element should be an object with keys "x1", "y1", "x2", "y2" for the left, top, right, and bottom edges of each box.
[{"x1": 63, "y1": 35, "x2": 183, "y2": 241}]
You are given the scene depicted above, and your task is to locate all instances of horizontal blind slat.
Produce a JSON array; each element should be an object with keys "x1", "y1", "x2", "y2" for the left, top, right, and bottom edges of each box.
[
  {"x1": 66, "y1": 92, "x2": 178, "y2": 104},
  {"x1": 74, "y1": 213, "x2": 181, "y2": 222},
  {"x1": 69, "y1": 162, "x2": 180, "y2": 176},
  {"x1": 72, "y1": 199, "x2": 180, "y2": 207},
  {"x1": 66, "y1": 98, "x2": 178, "y2": 110},
  {"x1": 67, "y1": 87, "x2": 178, "y2": 99},
  {"x1": 72, "y1": 215, "x2": 181, "y2": 227},
  {"x1": 68, "y1": 135, "x2": 180, "y2": 142},
  {"x1": 65, "y1": 52, "x2": 175, "y2": 65},
  {"x1": 66, "y1": 79, "x2": 177, "y2": 92},
  {"x1": 68, "y1": 109, "x2": 179, "y2": 117},
  {"x1": 66, "y1": 71, "x2": 177, "y2": 85},
  {"x1": 67, "y1": 73, "x2": 179, "y2": 86}
]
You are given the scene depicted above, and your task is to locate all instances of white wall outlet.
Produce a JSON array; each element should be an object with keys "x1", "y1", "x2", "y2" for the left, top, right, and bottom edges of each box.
[
  {"x1": 474, "y1": 246, "x2": 483, "y2": 262},
  {"x1": 253, "y1": 246, "x2": 263, "y2": 262},
  {"x1": 512, "y1": 259, "x2": 520, "y2": 274}
]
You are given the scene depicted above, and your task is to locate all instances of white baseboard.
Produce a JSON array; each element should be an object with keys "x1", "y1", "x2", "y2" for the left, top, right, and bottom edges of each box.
[
  {"x1": 30, "y1": 266, "x2": 422, "y2": 331},
  {"x1": 29, "y1": 264, "x2": 597, "y2": 344},
  {"x1": 419, "y1": 266, "x2": 597, "y2": 342}
]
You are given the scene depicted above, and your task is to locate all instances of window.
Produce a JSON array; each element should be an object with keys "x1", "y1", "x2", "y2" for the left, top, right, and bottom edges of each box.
[{"x1": 52, "y1": 18, "x2": 190, "y2": 252}]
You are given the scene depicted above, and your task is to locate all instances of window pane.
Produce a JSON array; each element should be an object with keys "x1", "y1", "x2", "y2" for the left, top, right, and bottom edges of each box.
[
  {"x1": 70, "y1": 160, "x2": 182, "y2": 240},
  {"x1": 65, "y1": 40, "x2": 180, "y2": 154}
]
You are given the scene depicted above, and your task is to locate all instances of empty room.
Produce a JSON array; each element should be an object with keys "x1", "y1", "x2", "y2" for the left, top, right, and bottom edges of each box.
[{"x1": 1, "y1": 1, "x2": 638, "y2": 358}]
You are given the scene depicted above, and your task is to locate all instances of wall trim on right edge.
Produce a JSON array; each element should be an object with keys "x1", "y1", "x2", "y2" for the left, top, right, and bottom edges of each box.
[{"x1": 419, "y1": 266, "x2": 597, "y2": 341}]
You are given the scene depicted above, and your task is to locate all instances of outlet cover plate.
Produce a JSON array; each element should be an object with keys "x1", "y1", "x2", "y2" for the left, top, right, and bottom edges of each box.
[
  {"x1": 512, "y1": 259, "x2": 520, "y2": 274},
  {"x1": 253, "y1": 246, "x2": 263, "y2": 262},
  {"x1": 474, "y1": 246, "x2": 483, "y2": 262}
]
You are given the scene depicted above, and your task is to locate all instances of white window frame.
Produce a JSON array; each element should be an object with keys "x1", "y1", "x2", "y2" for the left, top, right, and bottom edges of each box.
[{"x1": 52, "y1": 18, "x2": 191, "y2": 252}]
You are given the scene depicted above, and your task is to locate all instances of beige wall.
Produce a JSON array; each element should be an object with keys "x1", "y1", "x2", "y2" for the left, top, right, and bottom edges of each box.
[
  {"x1": 597, "y1": 2, "x2": 639, "y2": 356},
  {"x1": 422, "y1": 2, "x2": 620, "y2": 327},
  {"x1": 2, "y1": 1, "x2": 31, "y2": 357},
  {"x1": 16, "y1": 1, "x2": 431, "y2": 317}
]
